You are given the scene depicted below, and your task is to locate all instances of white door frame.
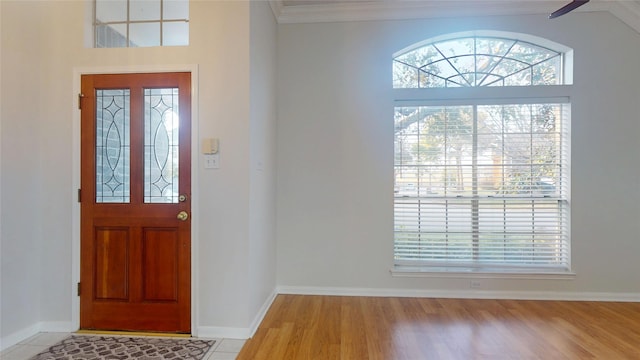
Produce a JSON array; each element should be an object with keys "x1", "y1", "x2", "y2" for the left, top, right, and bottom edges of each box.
[{"x1": 71, "y1": 64, "x2": 200, "y2": 335}]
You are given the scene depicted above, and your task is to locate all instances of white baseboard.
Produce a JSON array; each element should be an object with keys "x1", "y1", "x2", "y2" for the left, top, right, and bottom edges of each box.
[
  {"x1": 39, "y1": 321, "x2": 75, "y2": 333},
  {"x1": 196, "y1": 326, "x2": 252, "y2": 340},
  {"x1": 277, "y1": 285, "x2": 640, "y2": 302},
  {"x1": 247, "y1": 289, "x2": 277, "y2": 338},
  {"x1": 0, "y1": 321, "x2": 73, "y2": 352},
  {"x1": 0, "y1": 323, "x2": 40, "y2": 352},
  {"x1": 197, "y1": 288, "x2": 278, "y2": 340}
]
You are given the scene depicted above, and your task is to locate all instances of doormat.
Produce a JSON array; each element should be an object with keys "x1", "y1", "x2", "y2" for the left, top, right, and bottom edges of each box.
[{"x1": 29, "y1": 335, "x2": 215, "y2": 360}]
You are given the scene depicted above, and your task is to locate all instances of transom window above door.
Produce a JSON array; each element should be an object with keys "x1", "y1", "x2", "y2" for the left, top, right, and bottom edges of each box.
[{"x1": 94, "y1": 0, "x2": 189, "y2": 48}]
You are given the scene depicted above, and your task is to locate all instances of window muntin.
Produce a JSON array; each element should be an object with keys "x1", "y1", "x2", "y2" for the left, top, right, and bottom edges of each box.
[
  {"x1": 393, "y1": 36, "x2": 563, "y2": 88},
  {"x1": 393, "y1": 32, "x2": 571, "y2": 273},
  {"x1": 94, "y1": 0, "x2": 189, "y2": 48}
]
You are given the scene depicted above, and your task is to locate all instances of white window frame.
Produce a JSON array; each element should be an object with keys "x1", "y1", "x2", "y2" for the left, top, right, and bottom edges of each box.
[
  {"x1": 93, "y1": 0, "x2": 189, "y2": 48},
  {"x1": 392, "y1": 32, "x2": 574, "y2": 278}
]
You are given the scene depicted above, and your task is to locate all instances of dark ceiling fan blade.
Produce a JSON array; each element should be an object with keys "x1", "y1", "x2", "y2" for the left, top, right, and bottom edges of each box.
[{"x1": 549, "y1": 0, "x2": 590, "y2": 19}]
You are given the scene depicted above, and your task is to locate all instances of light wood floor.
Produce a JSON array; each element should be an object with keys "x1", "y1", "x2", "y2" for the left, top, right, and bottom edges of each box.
[{"x1": 237, "y1": 294, "x2": 640, "y2": 359}]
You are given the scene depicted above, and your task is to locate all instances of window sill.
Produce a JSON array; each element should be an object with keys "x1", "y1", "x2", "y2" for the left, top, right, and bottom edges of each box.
[{"x1": 391, "y1": 266, "x2": 576, "y2": 280}]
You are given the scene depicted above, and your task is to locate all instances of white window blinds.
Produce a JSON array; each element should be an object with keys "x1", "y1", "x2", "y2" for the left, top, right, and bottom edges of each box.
[{"x1": 394, "y1": 103, "x2": 570, "y2": 272}]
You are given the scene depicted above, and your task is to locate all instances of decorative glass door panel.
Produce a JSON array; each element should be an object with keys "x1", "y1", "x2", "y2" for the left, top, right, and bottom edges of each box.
[
  {"x1": 144, "y1": 88, "x2": 179, "y2": 203},
  {"x1": 96, "y1": 89, "x2": 130, "y2": 203}
]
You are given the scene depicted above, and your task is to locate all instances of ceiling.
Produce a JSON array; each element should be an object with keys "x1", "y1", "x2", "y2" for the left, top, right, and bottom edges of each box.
[{"x1": 270, "y1": 0, "x2": 640, "y2": 33}]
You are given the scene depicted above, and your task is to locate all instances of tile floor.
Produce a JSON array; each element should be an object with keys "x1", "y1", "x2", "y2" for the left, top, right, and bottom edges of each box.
[{"x1": 0, "y1": 332, "x2": 245, "y2": 360}]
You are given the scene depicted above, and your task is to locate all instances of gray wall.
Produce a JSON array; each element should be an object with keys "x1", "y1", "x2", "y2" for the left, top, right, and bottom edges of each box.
[{"x1": 277, "y1": 12, "x2": 640, "y2": 296}]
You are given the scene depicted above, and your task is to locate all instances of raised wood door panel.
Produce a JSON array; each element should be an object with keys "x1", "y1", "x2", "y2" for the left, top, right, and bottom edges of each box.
[
  {"x1": 94, "y1": 226, "x2": 129, "y2": 301},
  {"x1": 80, "y1": 72, "x2": 191, "y2": 333}
]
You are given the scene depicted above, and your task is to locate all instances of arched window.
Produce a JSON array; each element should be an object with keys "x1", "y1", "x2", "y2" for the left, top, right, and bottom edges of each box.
[
  {"x1": 393, "y1": 33, "x2": 569, "y2": 88},
  {"x1": 393, "y1": 32, "x2": 572, "y2": 275}
]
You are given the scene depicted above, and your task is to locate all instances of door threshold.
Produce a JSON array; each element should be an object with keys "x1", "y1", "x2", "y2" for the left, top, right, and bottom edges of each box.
[{"x1": 76, "y1": 330, "x2": 191, "y2": 338}]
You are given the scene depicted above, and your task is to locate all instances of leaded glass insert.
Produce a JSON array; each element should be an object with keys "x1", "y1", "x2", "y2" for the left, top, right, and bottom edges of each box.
[
  {"x1": 144, "y1": 88, "x2": 179, "y2": 203},
  {"x1": 96, "y1": 89, "x2": 130, "y2": 203},
  {"x1": 393, "y1": 36, "x2": 563, "y2": 88}
]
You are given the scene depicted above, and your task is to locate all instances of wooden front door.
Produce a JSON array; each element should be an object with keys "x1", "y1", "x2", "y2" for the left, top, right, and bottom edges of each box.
[{"x1": 80, "y1": 72, "x2": 191, "y2": 333}]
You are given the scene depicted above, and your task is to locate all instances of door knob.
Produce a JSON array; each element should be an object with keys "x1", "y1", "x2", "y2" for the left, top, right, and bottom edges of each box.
[{"x1": 177, "y1": 211, "x2": 189, "y2": 221}]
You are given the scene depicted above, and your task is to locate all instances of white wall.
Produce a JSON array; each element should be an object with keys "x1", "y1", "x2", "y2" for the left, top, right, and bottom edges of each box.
[
  {"x1": 189, "y1": 0, "x2": 252, "y2": 335},
  {"x1": 0, "y1": 0, "x2": 276, "y2": 348},
  {"x1": 1, "y1": 1, "x2": 47, "y2": 348},
  {"x1": 248, "y1": 0, "x2": 278, "y2": 328},
  {"x1": 277, "y1": 12, "x2": 640, "y2": 297}
]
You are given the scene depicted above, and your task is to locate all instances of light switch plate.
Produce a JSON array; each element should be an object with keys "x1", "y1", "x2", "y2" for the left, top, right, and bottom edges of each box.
[{"x1": 204, "y1": 154, "x2": 220, "y2": 169}]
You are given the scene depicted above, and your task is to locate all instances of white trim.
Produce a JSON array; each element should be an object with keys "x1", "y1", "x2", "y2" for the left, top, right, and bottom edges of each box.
[
  {"x1": 196, "y1": 327, "x2": 252, "y2": 340},
  {"x1": 38, "y1": 321, "x2": 75, "y2": 333},
  {"x1": 268, "y1": 0, "x2": 283, "y2": 21},
  {"x1": 277, "y1": 286, "x2": 640, "y2": 302},
  {"x1": 71, "y1": 69, "x2": 82, "y2": 333},
  {"x1": 0, "y1": 323, "x2": 40, "y2": 352},
  {"x1": 390, "y1": 268, "x2": 576, "y2": 280},
  {"x1": 272, "y1": 0, "x2": 640, "y2": 36},
  {"x1": 190, "y1": 66, "x2": 201, "y2": 338},
  {"x1": 0, "y1": 322, "x2": 73, "y2": 352},
  {"x1": 608, "y1": 0, "x2": 640, "y2": 33},
  {"x1": 394, "y1": 86, "x2": 573, "y2": 103},
  {"x1": 71, "y1": 64, "x2": 200, "y2": 334},
  {"x1": 275, "y1": 0, "x2": 611, "y2": 24},
  {"x1": 197, "y1": 288, "x2": 277, "y2": 340},
  {"x1": 393, "y1": 30, "x2": 573, "y2": 57},
  {"x1": 247, "y1": 289, "x2": 277, "y2": 338}
]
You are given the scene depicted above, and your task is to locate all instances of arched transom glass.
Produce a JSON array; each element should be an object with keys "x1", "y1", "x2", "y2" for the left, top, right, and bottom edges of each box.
[{"x1": 393, "y1": 35, "x2": 564, "y2": 88}]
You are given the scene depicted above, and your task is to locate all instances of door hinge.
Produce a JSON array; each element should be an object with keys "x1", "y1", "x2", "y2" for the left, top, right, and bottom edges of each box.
[
  {"x1": 77, "y1": 282, "x2": 81, "y2": 296},
  {"x1": 78, "y1": 93, "x2": 85, "y2": 110},
  {"x1": 77, "y1": 188, "x2": 82, "y2": 203}
]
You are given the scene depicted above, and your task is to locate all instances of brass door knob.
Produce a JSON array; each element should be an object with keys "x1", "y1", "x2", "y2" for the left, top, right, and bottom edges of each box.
[{"x1": 177, "y1": 211, "x2": 189, "y2": 221}]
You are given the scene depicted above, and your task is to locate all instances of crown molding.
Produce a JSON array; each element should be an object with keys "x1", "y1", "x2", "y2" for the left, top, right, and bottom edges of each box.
[
  {"x1": 268, "y1": 0, "x2": 284, "y2": 20},
  {"x1": 607, "y1": 0, "x2": 640, "y2": 33},
  {"x1": 268, "y1": 0, "x2": 639, "y2": 35},
  {"x1": 276, "y1": 1, "x2": 556, "y2": 24}
]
